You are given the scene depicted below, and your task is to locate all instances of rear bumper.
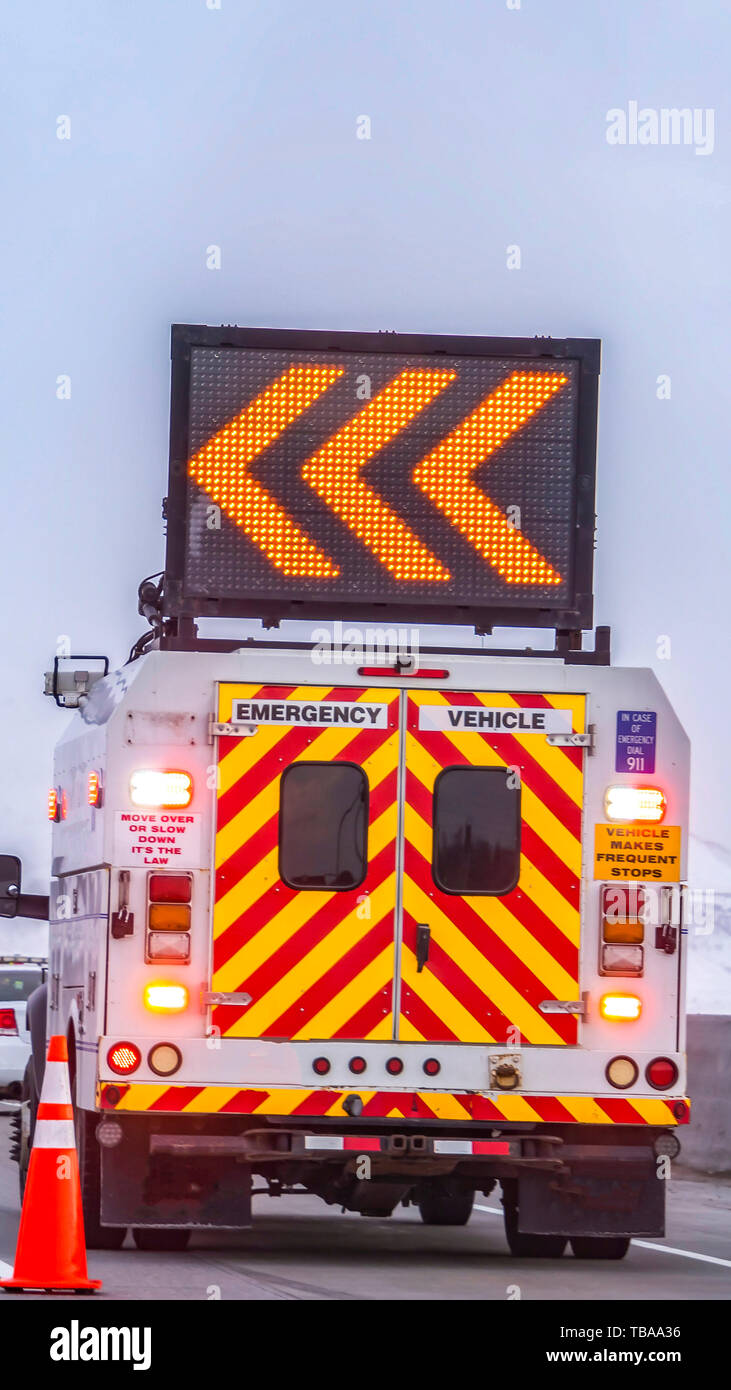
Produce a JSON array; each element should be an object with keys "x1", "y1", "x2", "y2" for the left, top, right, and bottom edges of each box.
[
  {"x1": 0, "y1": 1038, "x2": 30, "y2": 1092},
  {"x1": 97, "y1": 1079, "x2": 690, "y2": 1126}
]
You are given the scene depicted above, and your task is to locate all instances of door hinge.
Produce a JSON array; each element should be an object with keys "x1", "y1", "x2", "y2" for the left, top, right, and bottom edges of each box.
[
  {"x1": 546, "y1": 724, "x2": 595, "y2": 753},
  {"x1": 539, "y1": 993, "x2": 588, "y2": 1016},
  {"x1": 202, "y1": 990, "x2": 253, "y2": 1009},
  {"x1": 209, "y1": 716, "x2": 257, "y2": 741}
]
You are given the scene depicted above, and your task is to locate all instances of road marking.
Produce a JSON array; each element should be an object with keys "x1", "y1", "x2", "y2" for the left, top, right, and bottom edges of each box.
[
  {"x1": 633, "y1": 1240, "x2": 731, "y2": 1269},
  {"x1": 475, "y1": 1203, "x2": 731, "y2": 1268}
]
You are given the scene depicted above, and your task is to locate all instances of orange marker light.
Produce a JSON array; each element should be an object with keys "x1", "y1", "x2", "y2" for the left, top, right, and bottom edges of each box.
[
  {"x1": 48, "y1": 789, "x2": 59, "y2": 822},
  {"x1": 130, "y1": 770, "x2": 192, "y2": 809},
  {"x1": 600, "y1": 993, "x2": 642, "y2": 1021},
  {"x1": 188, "y1": 364, "x2": 343, "y2": 577},
  {"x1": 143, "y1": 983, "x2": 189, "y2": 1013},
  {"x1": 604, "y1": 786, "x2": 666, "y2": 822},
  {"x1": 88, "y1": 771, "x2": 101, "y2": 807},
  {"x1": 413, "y1": 371, "x2": 566, "y2": 584},
  {"x1": 302, "y1": 368, "x2": 456, "y2": 581}
]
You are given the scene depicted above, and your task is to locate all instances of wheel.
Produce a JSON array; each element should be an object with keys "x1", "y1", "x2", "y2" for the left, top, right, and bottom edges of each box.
[
  {"x1": 418, "y1": 1185, "x2": 474, "y2": 1226},
  {"x1": 503, "y1": 1199, "x2": 567, "y2": 1258},
  {"x1": 74, "y1": 1090, "x2": 127, "y2": 1250},
  {"x1": 14, "y1": 1059, "x2": 38, "y2": 1202},
  {"x1": 571, "y1": 1235, "x2": 630, "y2": 1260},
  {"x1": 131, "y1": 1227, "x2": 191, "y2": 1252}
]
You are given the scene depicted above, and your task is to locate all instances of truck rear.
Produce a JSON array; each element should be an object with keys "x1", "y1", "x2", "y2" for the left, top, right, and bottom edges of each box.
[{"x1": 28, "y1": 643, "x2": 689, "y2": 1256}]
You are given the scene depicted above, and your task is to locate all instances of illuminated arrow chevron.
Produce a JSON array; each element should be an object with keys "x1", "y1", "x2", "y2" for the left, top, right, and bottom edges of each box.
[
  {"x1": 302, "y1": 368, "x2": 456, "y2": 581},
  {"x1": 188, "y1": 364, "x2": 344, "y2": 577},
  {"x1": 412, "y1": 371, "x2": 567, "y2": 585}
]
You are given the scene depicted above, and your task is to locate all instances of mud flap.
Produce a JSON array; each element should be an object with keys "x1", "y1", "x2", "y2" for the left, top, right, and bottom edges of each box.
[
  {"x1": 516, "y1": 1170, "x2": 665, "y2": 1238},
  {"x1": 100, "y1": 1125, "x2": 253, "y2": 1229}
]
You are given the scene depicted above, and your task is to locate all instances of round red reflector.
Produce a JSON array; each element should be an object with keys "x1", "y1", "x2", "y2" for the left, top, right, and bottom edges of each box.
[
  {"x1": 312, "y1": 1056, "x2": 330, "y2": 1076},
  {"x1": 646, "y1": 1057, "x2": 679, "y2": 1090},
  {"x1": 673, "y1": 1100, "x2": 687, "y2": 1120},
  {"x1": 349, "y1": 1056, "x2": 367, "y2": 1075},
  {"x1": 107, "y1": 1042, "x2": 141, "y2": 1076},
  {"x1": 386, "y1": 1057, "x2": 403, "y2": 1076},
  {"x1": 423, "y1": 1058, "x2": 440, "y2": 1076}
]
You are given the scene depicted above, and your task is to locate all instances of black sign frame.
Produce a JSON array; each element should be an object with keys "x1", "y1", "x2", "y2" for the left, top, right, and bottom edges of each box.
[{"x1": 164, "y1": 324, "x2": 600, "y2": 631}]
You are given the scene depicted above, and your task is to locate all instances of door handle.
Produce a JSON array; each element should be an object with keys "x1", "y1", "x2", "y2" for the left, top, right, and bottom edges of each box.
[{"x1": 416, "y1": 924, "x2": 431, "y2": 973}]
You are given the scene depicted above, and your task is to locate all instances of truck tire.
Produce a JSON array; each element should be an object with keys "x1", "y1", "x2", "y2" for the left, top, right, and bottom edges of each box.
[
  {"x1": 570, "y1": 1235, "x2": 630, "y2": 1260},
  {"x1": 418, "y1": 1185, "x2": 474, "y2": 1226},
  {"x1": 14, "y1": 1058, "x2": 38, "y2": 1202},
  {"x1": 75, "y1": 1101, "x2": 127, "y2": 1251},
  {"x1": 131, "y1": 1228, "x2": 191, "y2": 1252},
  {"x1": 503, "y1": 1199, "x2": 567, "y2": 1258}
]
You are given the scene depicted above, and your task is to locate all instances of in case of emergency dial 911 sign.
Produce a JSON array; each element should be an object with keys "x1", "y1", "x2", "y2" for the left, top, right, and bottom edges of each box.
[{"x1": 164, "y1": 325, "x2": 600, "y2": 629}]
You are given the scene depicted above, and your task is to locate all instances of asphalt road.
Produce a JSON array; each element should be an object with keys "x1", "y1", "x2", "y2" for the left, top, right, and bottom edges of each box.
[{"x1": 0, "y1": 1113, "x2": 729, "y2": 1301}]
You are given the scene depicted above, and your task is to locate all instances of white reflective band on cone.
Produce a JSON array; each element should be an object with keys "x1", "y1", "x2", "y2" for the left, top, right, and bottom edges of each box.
[
  {"x1": 39, "y1": 1060, "x2": 73, "y2": 1107},
  {"x1": 32, "y1": 1118, "x2": 76, "y2": 1149}
]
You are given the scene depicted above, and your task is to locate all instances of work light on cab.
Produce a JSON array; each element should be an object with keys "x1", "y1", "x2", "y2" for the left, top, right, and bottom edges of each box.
[
  {"x1": 600, "y1": 993, "x2": 642, "y2": 1021},
  {"x1": 130, "y1": 769, "x2": 193, "y2": 808},
  {"x1": 143, "y1": 982, "x2": 189, "y2": 1013},
  {"x1": 604, "y1": 785, "x2": 666, "y2": 822}
]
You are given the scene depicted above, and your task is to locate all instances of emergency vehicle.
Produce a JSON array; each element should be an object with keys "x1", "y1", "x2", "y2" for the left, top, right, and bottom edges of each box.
[{"x1": 1, "y1": 327, "x2": 690, "y2": 1257}]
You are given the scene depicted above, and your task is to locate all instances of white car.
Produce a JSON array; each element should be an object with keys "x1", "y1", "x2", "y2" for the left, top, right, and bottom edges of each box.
[{"x1": 0, "y1": 957, "x2": 46, "y2": 1100}]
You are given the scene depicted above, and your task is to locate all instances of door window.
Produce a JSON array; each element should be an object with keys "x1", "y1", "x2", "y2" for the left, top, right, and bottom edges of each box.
[
  {"x1": 279, "y1": 761, "x2": 368, "y2": 890},
  {"x1": 432, "y1": 766, "x2": 521, "y2": 895}
]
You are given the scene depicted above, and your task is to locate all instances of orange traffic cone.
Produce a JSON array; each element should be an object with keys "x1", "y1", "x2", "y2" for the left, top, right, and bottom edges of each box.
[{"x1": 1, "y1": 1035, "x2": 101, "y2": 1292}]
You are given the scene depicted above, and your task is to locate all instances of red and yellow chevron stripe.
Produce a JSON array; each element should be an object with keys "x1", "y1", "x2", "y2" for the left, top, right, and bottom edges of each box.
[
  {"x1": 212, "y1": 684, "x2": 399, "y2": 1041},
  {"x1": 400, "y1": 690, "x2": 586, "y2": 1045},
  {"x1": 98, "y1": 1083, "x2": 689, "y2": 1126}
]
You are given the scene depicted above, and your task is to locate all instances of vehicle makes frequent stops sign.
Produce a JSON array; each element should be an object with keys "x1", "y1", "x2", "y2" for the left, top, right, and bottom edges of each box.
[{"x1": 164, "y1": 326, "x2": 600, "y2": 628}]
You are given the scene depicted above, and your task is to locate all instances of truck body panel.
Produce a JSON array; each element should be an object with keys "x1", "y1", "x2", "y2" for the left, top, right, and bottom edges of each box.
[{"x1": 41, "y1": 646, "x2": 689, "y2": 1234}]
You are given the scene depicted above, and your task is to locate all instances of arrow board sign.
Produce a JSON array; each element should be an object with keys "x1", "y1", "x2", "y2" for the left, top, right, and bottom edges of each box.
[{"x1": 165, "y1": 326, "x2": 600, "y2": 629}]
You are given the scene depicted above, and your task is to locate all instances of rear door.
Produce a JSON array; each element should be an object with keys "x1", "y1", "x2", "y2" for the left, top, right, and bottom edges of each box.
[
  {"x1": 399, "y1": 690, "x2": 586, "y2": 1045},
  {"x1": 212, "y1": 683, "x2": 399, "y2": 1041}
]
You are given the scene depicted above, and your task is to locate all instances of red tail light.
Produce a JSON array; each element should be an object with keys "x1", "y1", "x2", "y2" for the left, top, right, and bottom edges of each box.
[
  {"x1": 312, "y1": 1057, "x2": 330, "y2": 1076},
  {"x1": 385, "y1": 1057, "x2": 404, "y2": 1075},
  {"x1": 348, "y1": 1056, "x2": 367, "y2": 1075},
  {"x1": 646, "y1": 1057, "x2": 679, "y2": 1090},
  {"x1": 107, "y1": 1041, "x2": 142, "y2": 1075},
  {"x1": 149, "y1": 874, "x2": 192, "y2": 903},
  {"x1": 0, "y1": 1008, "x2": 17, "y2": 1035},
  {"x1": 423, "y1": 1058, "x2": 441, "y2": 1076}
]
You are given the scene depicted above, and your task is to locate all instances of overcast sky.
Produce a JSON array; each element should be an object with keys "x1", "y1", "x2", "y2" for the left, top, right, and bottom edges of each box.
[{"x1": 1, "y1": 0, "x2": 729, "y2": 906}]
